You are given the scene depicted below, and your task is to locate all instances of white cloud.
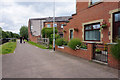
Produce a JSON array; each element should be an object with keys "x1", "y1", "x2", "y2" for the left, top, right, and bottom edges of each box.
[{"x1": 0, "y1": 1, "x2": 76, "y2": 33}]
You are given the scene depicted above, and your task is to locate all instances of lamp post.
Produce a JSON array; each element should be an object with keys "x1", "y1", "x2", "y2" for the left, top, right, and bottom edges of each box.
[{"x1": 53, "y1": 0, "x2": 55, "y2": 51}]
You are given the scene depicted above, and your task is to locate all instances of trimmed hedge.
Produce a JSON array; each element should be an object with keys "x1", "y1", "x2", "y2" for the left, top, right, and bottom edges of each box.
[
  {"x1": 56, "y1": 38, "x2": 68, "y2": 46},
  {"x1": 110, "y1": 40, "x2": 120, "y2": 60},
  {"x1": 68, "y1": 38, "x2": 82, "y2": 50}
]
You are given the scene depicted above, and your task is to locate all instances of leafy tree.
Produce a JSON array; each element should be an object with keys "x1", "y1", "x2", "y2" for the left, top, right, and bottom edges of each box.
[
  {"x1": 41, "y1": 27, "x2": 58, "y2": 44},
  {"x1": 0, "y1": 27, "x2": 2, "y2": 39},
  {"x1": 20, "y1": 26, "x2": 28, "y2": 39},
  {"x1": 41, "y1": 27, "x2": 58, "y2": 38},
  {"x1": 13, "y1": 33, "x2": 20, "y2": 38},
  {"x1": 2, "y1": 31, "x2": 7, "y2": 38}
]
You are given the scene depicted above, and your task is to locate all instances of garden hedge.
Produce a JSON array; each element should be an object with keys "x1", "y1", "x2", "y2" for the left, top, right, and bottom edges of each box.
[
  {"x1": 110, "y1": 40, "x2": 120, "y2": 60},
  {"x1": 68, "y1": 38, "x2": 82, "y2": 50}
]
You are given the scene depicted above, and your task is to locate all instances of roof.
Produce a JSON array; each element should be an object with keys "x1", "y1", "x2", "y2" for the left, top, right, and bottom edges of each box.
[
  {"x1": 44, "y1": 16, "x2": 72, "y2": 22},
  {"x1": 29, "y1": 16, "x2": 72, "y2": 22}
]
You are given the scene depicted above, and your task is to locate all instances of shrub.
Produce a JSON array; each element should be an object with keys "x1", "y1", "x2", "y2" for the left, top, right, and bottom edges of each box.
[
  {"x1": 80, "y1": 43, "x2": 87, "y2": 49},
  {"x1": 68, "y1": 38, "x2": 82, "y2": 50},
  {"x1": 63, "y1": 40, "x2": 68, "y2": 46},
  {"x1": 12, "y1": 39, "x2": 16, "y2": 42},
  {"x1": 41, "y1": 27, "x2": 58, "y2": 38},
  {"x1": 50, "y1": 34, "x2": 60, "y2": 44},
  {"x1": 10, "y1": 39, "x2": 16, "y2": 42},
  {"x1": 56, "y1": 38, "x2": 64, "y2": 46},
  {"x1": 56, "y1": 38, "x2": 68, "y2": 46},
  {"x1": 95, "y1": 49, "x2": 101, "y2": 52},
  {"x1": 110, "y1": 40, "x2": 120, "y2": 60}
]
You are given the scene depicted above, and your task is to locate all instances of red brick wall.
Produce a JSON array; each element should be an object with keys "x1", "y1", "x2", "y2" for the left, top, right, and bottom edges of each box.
[
  {"x1": 64, "y1": 2, "x2": 119, "y2": 43},
  {"x1": 28, "y1": 20, "x2": 40, "y2": 43},
  {"x1": 55, "y1": 43, "x2": 93, "y2": 60},
  {"x1": 62, "y1": 2, "x2": 120, "y2": 69},
  {"x1": 44, "y1": 22, "x2": 66, "y2": 34}
]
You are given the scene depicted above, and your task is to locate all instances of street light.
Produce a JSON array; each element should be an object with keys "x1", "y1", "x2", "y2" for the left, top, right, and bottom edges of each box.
[{"x1": 53, "y1": 0, "x2": 55, "y2": 51}]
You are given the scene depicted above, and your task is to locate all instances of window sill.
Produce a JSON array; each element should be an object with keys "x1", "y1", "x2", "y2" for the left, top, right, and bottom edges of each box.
[
  {"x1": 82, "y1": 41, "x2": 103, "y2": 44},
  {"x1": 88, "y1": 2, "x2": 103, "y2": 8}
]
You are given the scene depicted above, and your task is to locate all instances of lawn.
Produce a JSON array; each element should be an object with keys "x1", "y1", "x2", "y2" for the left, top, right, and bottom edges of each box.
[
  {"x1": 27, "y1": 41, "x2": 49, "y2": 49},
  {"x1": 0, "y1": 42, "x2": 17, "y2": 54}
]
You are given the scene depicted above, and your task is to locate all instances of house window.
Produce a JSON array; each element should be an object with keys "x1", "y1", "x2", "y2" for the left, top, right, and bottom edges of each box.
[
  {"x1": 84, "y1": 23, "x2": 101, "y2": 41},
  {"x1": 70, "y1": 30, "x2": 73, "y2": 39},
  {"x1": 61, "y1": 24, "x2": 64, "y2": 28},
  {"x1": 91, "y1": 0, "x2": 101, "y2": 5},
  {"x1": 54, "y1": 24, "x2": 57, "y2": 27},
  {"x1": 115, "y1": 13, "x2": 120, "y2": 22},
  {"x1": 47, "y1": 24, "x2": 51, "y2": 28}
]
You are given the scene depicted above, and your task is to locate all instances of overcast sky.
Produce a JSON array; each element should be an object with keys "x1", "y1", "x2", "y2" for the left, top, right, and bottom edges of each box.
[{"x1": 0, "y1": 0, "x2": 76, "y2": 34}]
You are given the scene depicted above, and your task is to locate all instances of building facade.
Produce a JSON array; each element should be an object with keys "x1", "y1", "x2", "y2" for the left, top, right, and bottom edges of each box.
[
  {"x1": 44, "y1": 16, "x2": 72, "y2": 37},
  {"x1": 56, "y1": 1, "x2": 120, "y2": 69},
  {"x1": 28, "y1": 16, "x2": 71, "y2": 42},
  {"x1": 64, "y1": 1, "x2": 120, "y2": 43},
  {"x1": 28, "y1": 18, "x2": 46, "y2": 43}
]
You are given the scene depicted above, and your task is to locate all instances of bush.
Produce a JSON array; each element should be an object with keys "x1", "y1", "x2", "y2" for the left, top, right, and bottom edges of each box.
[
  {"x1": 50, "y1": 34, "x2": 60, "y2": 44},
  {"x1": 41, "y1": 27, "x2": 58, "y2": 38},
  {"x1": 110, "y1": 40, "x2": 120, "y2": 60},
  {"x1": 80, "y1": 43, "x2": 87, "y2": 49},
  {"x1": 56, "y1": 38, "x2": 68, "y2": 46},
  {"x1": 68, "y1": 38, "x2": 82, "y2": 50},
  {"x1": 12, "y1": 39, "x2": 16, "y2": 42},
  {"x1": 10, "y1": 39, "x2": 16, "y2": 42},
  {"x1": 63, "y1": 40, "x2": 68, "y2": 46}
]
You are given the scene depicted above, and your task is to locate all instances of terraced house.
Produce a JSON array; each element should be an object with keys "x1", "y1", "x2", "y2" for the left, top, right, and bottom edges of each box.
[
  {"x1": 28, "y1": 16, "x2": 71, "y2": 42},
  {"x1": 56, "y1": 0, "x2": 120, "y2": 69}
]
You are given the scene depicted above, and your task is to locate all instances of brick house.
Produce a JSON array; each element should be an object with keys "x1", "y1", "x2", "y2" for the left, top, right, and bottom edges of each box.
[
  {"x1": 56, "y1": 1, "x2": 120, "y2": 69},
  {"x1": 28, "y1": 16, "x2": 71, "y2": 42},
  {"x1": 44, "y1": 16, "x2": 71, "y2": 37},
  {"x1": 28, "y1": 18, "x2": 46, "y2": 43}
]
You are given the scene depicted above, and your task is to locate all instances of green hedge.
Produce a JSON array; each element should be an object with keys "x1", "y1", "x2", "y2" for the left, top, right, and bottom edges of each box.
[
  {"x1": 68, "y1": 38, "x2": 82, "y2": 50},
  {"x1": 56, "y1": 38, "x2": 68, "y2": 46},
  {"x1": 110, "y1": 40, "x2": 120, "y2": 60}
]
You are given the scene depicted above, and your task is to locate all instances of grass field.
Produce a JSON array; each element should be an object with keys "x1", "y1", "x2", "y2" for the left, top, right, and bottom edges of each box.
[{"x1": 0, "y1": 42, "x2": 17, "y2": 54}]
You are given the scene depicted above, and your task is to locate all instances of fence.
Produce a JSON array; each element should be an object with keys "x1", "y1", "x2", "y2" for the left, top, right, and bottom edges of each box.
[
  {"x1": 37, "y1": 38, "x2": 49, "y2": 48},
  {"x1": 0, "y1": 38, "x2": 17, "y2": 45},
  {"x1": 93, "y1": 43, "x2": 108, "y2": 63}
]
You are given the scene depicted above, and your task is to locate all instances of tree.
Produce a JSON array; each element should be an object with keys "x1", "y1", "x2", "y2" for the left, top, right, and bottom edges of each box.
[
  {"x1": 0, "y1": 27, "x2": 2, "y2": 39},
  {"x1": 20, "y1": 26, "x2": 28, "y2": 39},
  {"x1": 41, "y1": 27, "x2": 58, "y2": 38},
  {"x1": 41, "y1": 27, "x2": 58, "y2": 44},
  {"x1": 13, "y1": 33, "x2": 20, "y2": 38}
]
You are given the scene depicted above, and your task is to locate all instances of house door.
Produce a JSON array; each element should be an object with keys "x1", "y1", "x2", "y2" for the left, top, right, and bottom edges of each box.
[{"x1": 113, "y1": 12, "x2": 120, "y2": 41}]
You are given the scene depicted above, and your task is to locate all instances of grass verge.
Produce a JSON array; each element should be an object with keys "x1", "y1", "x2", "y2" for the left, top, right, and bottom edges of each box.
[
  {"x1": 0, "y1": 42, "x2": 17, "y2": 54},
  {"x1": 27, "y1": 41, "x2": 48, "y2": 49}
]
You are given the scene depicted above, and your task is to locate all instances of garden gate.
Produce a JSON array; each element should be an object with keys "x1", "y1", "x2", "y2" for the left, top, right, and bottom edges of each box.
[
  {"x1": 93, "y1": 43, "x2": 108, "y2": 63},
  {"x1": 37, "y1": 38, "x2": 49, "y2": 48}
]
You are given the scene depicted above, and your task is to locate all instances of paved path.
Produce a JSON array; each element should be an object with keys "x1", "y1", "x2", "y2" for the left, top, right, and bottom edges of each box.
[{"x1": 2, "y1": 40, "x2": 118, "y2": 78}]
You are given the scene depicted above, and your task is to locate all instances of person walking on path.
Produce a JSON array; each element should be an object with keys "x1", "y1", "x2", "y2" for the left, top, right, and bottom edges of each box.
[
  {"x1": 23, "y1": 37, "x2": 25, "y2": 43},
  {"x1": 20, "y1": 36, "x2": 22, "y2": 43}
]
